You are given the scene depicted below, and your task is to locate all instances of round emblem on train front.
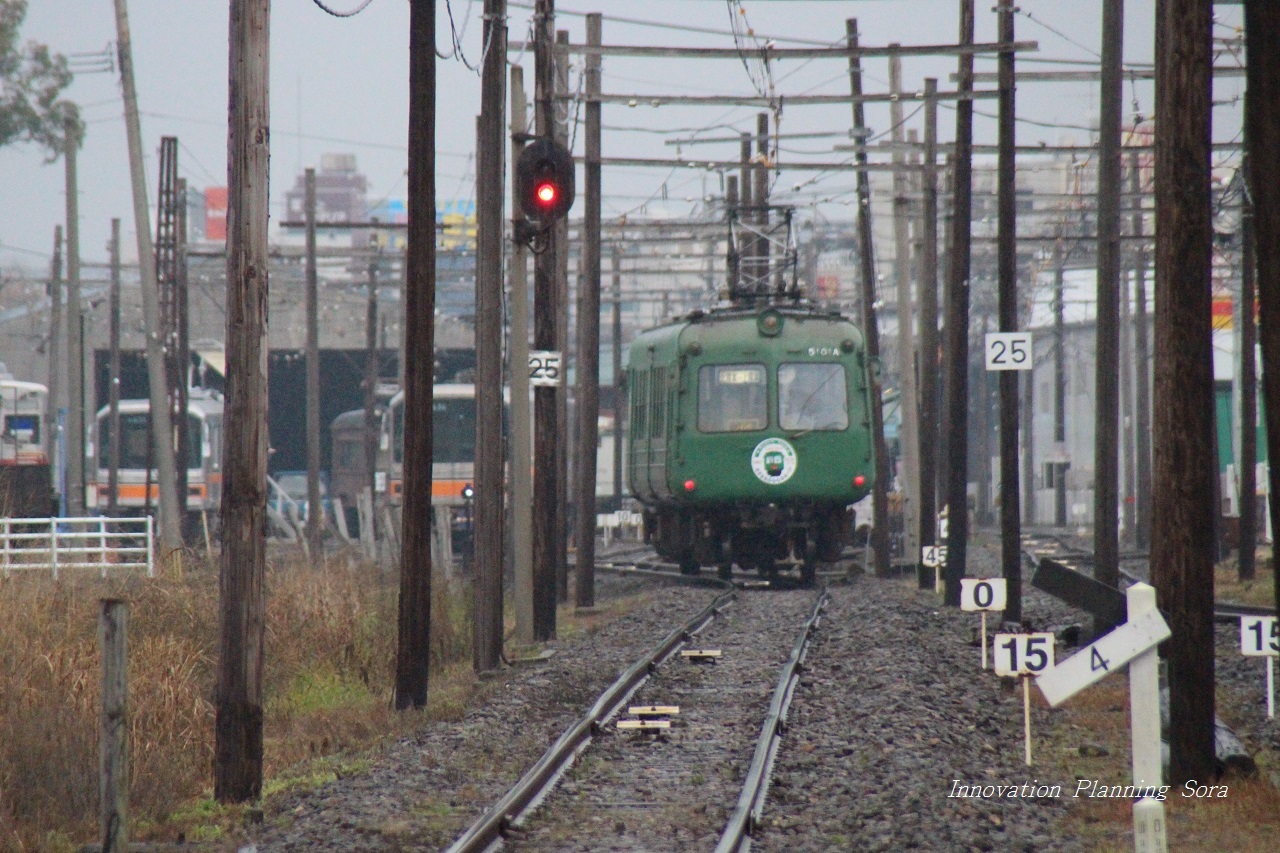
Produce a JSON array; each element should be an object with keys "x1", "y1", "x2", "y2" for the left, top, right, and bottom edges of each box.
[{"x1": 750, "y1": 437, "x2": 798, "y2": 485}]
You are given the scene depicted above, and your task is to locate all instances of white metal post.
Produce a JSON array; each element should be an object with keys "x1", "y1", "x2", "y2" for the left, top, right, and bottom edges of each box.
[
  {"x1": 50, "y1": 517, "x2": 58, "y2": 580},
  {"x1": 145, "y1": 515, "x2": 154, "y2": 577},
  {"x1": 1127, "y1": 582, "x2": 1166, "y2": 853},
  {"x1": 2, "y1": 517, "x2": 9, "y2": 578}
]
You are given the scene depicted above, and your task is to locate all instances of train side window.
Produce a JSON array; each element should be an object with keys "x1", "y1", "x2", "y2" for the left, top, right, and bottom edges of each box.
[
  {"x1": 698, "y1": 364, "x2": 767, "y2": 432},
  {"x1": 778, "y1": 363, "x2": 849, "y2": 431},
  {"x1": 649, "y1": 367, "x2": 665, "y2": 438},
  {"x1": 632, "y1": 370, "x2": 648, "y2": 438}
]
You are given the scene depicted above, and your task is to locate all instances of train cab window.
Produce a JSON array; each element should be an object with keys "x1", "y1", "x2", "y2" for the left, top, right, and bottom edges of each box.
[
  {"x1": 4, "y1": 414, "x2": 39, "y2": 444},
  {"x1": 434, "y1": 398, "x2": 477, "y2": 463},
  {"x1": 185, "y1": 414, "x2": 204, "y2": 468},
  {"x1": 698, "y1": 364, "x2": 767, "y2": 432},
  {"x1": 778, "y1": 363, "x2": 849, "y2": 431}
]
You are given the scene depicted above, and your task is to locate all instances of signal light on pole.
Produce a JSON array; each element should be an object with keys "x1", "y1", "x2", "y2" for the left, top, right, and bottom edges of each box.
[{"x1": 516, "y1": 137, "x2": 575, "y2": 230}]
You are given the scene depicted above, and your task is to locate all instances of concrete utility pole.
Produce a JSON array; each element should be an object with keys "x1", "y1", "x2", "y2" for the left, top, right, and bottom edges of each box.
[
  {"x1": 509, "y1": 65, "x2": 534, "y2": 645},
  {"x1": 943, "y1": 0, "x2": 976, "y2": 606},
  {"x1": 364, "y1": 235, "x2": 380, "y2": 529},
  {"x1": 1053, "y1": 243, "x2": 1067, "y2": 526},
  {"x1": 113, "y1": 0, "x2": 181, "y2": 552},
  {"x1": 917, "y1": 78, "x2": 940, "y2": 582},
  {"x1": 574, "y1": 12, "x2": 602, "y2": 609},
  {"x1": 45, "y1": 226, "x2": 62, "y2": 491},
  {"x1": 995, "y1": 3, "x2": 1021, "y2": 623},
  {"x1": 64, "y1": 115, "x2": 85, "y2": 517},
  {"x1": 531, "y1": 0, "x2": 558, "y2": 640},
  {"x1": 1092, "y1": 0, "x2": 1124, "y2": 631},
  {"x1": 304, "y1": 168, "x2": 323, "y2": 558},
  {"x1": 1244, "y1": 0, "x2": 1280, "y2": 664},
  {"x1": 215, "y1": 0, "x2": 270, "y2": 804},
  {"x1": 846, "y1": 18, "x2": 890, "y2": 578},
  {"x1": 1129, "y1": 150, "x2": 1152, "y2": 549},
  {"x1": 473, "y1": 0, "x2": 507, "y2": 671},
  {"x1": 889, "y1": 52, "x2": 920, "y2": 565},
  {"x1": 396, "y1": 0, "x2": 437, "y2": 710},
  {"x1": 1151, "y1": 0, "x2": 1216, "y2": 787},
  {"x1": 108, "y1": 219, "x2": 122, "y2": 518}
]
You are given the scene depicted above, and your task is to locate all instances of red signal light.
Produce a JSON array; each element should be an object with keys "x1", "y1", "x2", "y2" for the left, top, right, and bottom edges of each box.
[
  {"x1": 536, "y1": 182, "x2": 558, "y2": 206},
  {"x1": 684, "y1": 479, "x2": 697, "y2": 492},
  {"x1": 854, "y1": 475, "x2": 866, "y2": 487}
]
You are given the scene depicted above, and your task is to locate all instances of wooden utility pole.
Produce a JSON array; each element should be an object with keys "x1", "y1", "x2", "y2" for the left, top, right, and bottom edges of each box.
[
  {"x1": 304, "y1": 168, "x2": 323, "y2": 558},
  {"x1": 1244, "y1": 0, "x2": 1280, "y2": 625},
  {"x1": 99, "y1": 599, "x2": 128, "y2": 853},
  {"x1": 889, "y1": 52, "x2": 920, "y2": 565},
  {"x1": 755, "y1": 112, "x2": 771, "y2": 292},
  {"x1": 215, "y1": 0, "x2": 270, "y2": 803},
  {"x1": 574, "y1": 13, "x2": 602, "y2": 609},
  {"x1": 1093, "y1": 0, "x2": 1124, "y2": 630},
  {"x1": 531, "y1": 0, "x2": 558, "y2": 640},
  {"x1": 846, "y1": 18, "x2": 890, "y2": 578},
  {"x1": 1130, "y1": 150, "x2": 1153, "y2": 549},
  {"x1": 113, "y1": 0, "x2": 181, "y2": 553},
  {"x1": 64, "y1": 115, "x2": 85, "y2": 517},
  {"x1": 1239, "y1": 157, "x2": 1257, "y2": 582},
  {"x1": 917, "y1": 78, "x2": 940, "y2": 581},
  {"x1": 108, "y1": 219, "x2": 121, "y2": 517},
  {"x1": 611, "y1": 245, "x2": 623, "y2": 510},
  {"x1": 473, "y1": 0, "x2": 507, "y2": 671},
  {"x1": 943, "y1": 0, "x2": 976, "y2": 606},
  {"x1": 1151, "y1": 0, "x2": 1216, "y2": 786},
  {"x1": 396, "y1": 0, "x2": 436, "y2": 709},
  {"x1": 46, "y1": 226, "x2": 62, "y2": 491},
  {"x1": 510, "y1": 65, "x2": 534, "y2": 644},
  {"x1": 995, "y1": 3, "x2": 1021, "y2": 623},
  {"x1": 554, "y1": 28, "x2": 571, "y2": 604}
]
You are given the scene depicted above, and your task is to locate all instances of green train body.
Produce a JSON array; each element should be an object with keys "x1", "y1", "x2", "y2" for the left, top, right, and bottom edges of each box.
[{"x1": 626, "y1": 304, "x2": 876, "y2": 583}]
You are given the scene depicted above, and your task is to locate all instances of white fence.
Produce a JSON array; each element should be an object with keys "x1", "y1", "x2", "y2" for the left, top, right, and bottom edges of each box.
[
  {"x1": 597, "y1": 510, "x2": 644, "y2": 546},
  {"x1": 0, "y1": 516, "x2": 155, "y2": 578}
]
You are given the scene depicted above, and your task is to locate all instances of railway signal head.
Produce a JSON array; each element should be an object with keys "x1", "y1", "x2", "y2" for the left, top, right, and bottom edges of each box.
[{"x1": 516, "y1": 137, "x2": 575, "y2": 228}]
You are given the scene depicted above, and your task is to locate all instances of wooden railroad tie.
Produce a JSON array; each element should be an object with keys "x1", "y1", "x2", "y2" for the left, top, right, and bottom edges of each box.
[
  {"x1": 680, "y1": 649, "x2": 722, "y2": 664},
  {"x1": 628, "y1": 705, "x2": 680, "y2": 718},
  {"x1": 617, "y1": 718, "x2": 671, "y2": 731}
]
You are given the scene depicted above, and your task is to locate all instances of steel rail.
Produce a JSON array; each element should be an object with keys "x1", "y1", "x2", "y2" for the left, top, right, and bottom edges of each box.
[
  {"x1": 715, "y1": 590, "x2": 829, "y2": 853},
  {"x1": 1021, "y1": 533, "x2": 1276, "y2": 622},
  {"x1": 444, "y1": 586, "x2": 737, "y2": 853}
]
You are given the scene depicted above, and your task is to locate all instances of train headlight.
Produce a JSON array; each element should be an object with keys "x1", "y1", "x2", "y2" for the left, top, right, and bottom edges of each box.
[{"x1": 461, "y1": 483, "x2": 475, "y2": 500}]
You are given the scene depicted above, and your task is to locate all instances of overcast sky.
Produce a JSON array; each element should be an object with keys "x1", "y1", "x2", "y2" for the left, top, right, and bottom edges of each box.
[{"x1": 0, "y1": 0, "x2": 1246, "y2": 274}]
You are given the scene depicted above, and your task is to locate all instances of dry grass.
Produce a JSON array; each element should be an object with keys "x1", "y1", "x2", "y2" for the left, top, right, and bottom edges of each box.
[
  {"x1": 0, "y1": 547, "x2": 475, "y2": 851},
  {"x1": 1215, "y1": 551, "x2": 1277, "y2": 609},
  {"x1": 1047, "y1": 673, "x2": 1280, "y2": 851}
]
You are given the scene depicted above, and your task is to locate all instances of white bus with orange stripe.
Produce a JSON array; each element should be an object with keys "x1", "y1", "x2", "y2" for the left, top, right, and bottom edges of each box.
[{"x1": 92, "y1": 391, "x2": 224, "y2": 517}]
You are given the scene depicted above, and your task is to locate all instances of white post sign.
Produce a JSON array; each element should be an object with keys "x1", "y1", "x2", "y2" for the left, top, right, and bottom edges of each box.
[
  {"x1": 529, "y1": 350, "x2": 562, "y2": 387},
  {"x1": 1240, "y1": 615, "x2": 1278, "y2": 719},
  {"x1": 1036, "y1": 583, "x2": 1170, "y2": 853},
  {"x1": 962, "y1": 578, "x2": 1007, "y2": 670},
  {"x1": 992, "y1": 632, "x2": 1054, "y2": 766},
  {"x1": 984, "y1": 332, "x2": 1033, "y2": 371}
]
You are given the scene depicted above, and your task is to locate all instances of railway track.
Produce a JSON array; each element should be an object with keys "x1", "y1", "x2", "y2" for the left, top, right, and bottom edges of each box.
[
  {"x1": 1021, "y1": 531, "x2": 1276, "y2": 621},
  {"x1": 445, "y1": 586, "x2": 826, "y2": 852}
]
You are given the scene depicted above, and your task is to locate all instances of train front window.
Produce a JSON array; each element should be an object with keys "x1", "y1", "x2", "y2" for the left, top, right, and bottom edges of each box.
[
  {"x1": 434, "y1": 398, "x2": 476, "y2": 463},
  {"x1": 778, "y1": 363, "x2": 848, "y2": 431},
  {"x1": 698, "y1": 364, "x2": 767, "y2": 432},
  {"x1": 99, "y1": 413, "x2": 204, "y2": 469}
]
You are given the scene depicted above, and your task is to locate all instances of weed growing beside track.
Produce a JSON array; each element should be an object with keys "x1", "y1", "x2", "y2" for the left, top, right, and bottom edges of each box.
[{"x1": 0, "y1": 548, "x2": 470, "y2": 850}]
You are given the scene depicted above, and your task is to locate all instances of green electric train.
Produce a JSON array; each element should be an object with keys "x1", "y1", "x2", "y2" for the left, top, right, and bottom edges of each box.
[{"x1": 626, "y1": 303, "x2": 876, "y2": 585}]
